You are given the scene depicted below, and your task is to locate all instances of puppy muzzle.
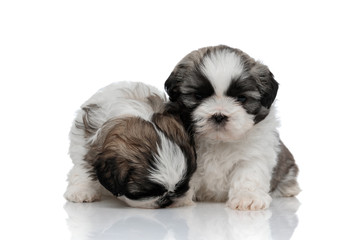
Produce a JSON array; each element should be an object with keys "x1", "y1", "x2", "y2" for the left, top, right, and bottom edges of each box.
[
  {"x1": 156, "y1": 191, "x2": 175, "y2": 208},
  {"x1": 211, "y1": 113, "x2": 228, "y2": 125}
]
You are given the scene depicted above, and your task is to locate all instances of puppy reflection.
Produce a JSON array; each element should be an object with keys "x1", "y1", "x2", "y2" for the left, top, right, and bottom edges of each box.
[
  {"x1": 64, "y1": 197, "x2": 300, "y2": 240},
  {"x1": 64, "y1": 197, "x2": 192, "y2": 240},
  {"x1": 64, "y1": 82, "x2": 196, "y2": 208}
]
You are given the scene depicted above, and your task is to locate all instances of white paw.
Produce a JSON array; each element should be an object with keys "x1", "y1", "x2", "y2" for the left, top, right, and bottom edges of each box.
[
  {"x1": 227, "y1": 190, "x2": 272, "y2": 211},
  {"x1": 171, "y1": 190, "x2": 195, "y2": 208},
  {"x1": 64, "y1": 184, "x2": 101, "y2": 203}
]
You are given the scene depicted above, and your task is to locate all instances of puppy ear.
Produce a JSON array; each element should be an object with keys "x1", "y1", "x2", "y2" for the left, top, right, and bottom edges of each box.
[
  {"x1": 165, "y1": 49, "x2": 206, "y2": 102},
  {"x1": 165, "y1": 71, "x2": 181, "y2": 102},
  {"x1": 93, "y1": 156, "x2": 128, "y2": 197},
  {"x1": 251, "y1": 63, "x2": 279, "y2": 108},
  {"x1": 151, "y1": 113, "x2": 197, "y2": 173}
]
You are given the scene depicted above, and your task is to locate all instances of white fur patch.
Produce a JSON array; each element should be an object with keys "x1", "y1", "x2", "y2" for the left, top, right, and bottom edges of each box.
[
  {"x1": 149, "y1": 130, "x2": 187, "y2": 192},
  {"x1": 192, "y1": 96, "x2": 254, "y2": 141},
  {"x1": 193, "y1": 108, "x2": 280, "y2": 206},
  {"x1": 201, "y1": 50, "x2": 244, "y2": 96}
]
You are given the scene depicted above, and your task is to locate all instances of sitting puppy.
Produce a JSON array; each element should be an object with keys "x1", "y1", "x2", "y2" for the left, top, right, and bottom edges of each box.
[
  {"x1": 165, "y1": 45, "x2": 300, "y2": 210},
  {"x1": 64, "y1": 82, "x2": 196, "y2": 208}
]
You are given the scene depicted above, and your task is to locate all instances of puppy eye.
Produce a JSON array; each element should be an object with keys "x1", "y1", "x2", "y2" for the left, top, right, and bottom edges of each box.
[
  {"x1": 237, "y1": 96, "x2": 247, "y2": 103},
  {"x1": 194, "y1": 93, "x2": 205, "y2": 100}
]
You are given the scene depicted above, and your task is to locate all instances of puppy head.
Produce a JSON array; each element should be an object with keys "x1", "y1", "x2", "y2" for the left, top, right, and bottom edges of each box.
[
  {"x1": 165, "y1": 45, "x2": 278, "y2": 142},
  {"x1": 87, "y1": 115, "x2": 196, "y2": 208}
]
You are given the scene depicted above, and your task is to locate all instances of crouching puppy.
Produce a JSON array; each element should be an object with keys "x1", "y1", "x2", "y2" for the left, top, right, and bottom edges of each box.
[
  {"x1": 165, "y1": 45, "x2": 300, "y2": 210},
  {"x1": 64, "y1": 82, "x2": 196, "y2": 208}
]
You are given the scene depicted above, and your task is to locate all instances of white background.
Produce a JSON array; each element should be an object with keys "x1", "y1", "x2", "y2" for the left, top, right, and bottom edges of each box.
[{"x1": 1, "y1": 0, "x2": 359, "y2": 239}]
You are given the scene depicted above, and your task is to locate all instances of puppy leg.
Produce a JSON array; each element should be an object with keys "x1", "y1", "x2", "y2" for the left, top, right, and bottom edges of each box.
[
  {"x1": 64, "y1": 164, "x2": 102, "y2": 203},
  {"x1": 64, "y1": 129, "x2": 102, "y2": 203},
  {"x1": 227, "y1": 161, "x2": 272, "y2": 211},
  {"x1": 270, "y1": 165, "x2": 301, "y2": 198},
  {"x1": 270, "y1": 141, "x2": 301, "y2": 198}
]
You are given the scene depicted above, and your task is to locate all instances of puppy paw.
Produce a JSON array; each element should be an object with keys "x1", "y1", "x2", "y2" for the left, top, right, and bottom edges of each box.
[
  {"x1": 227, "y1": 190, "x2": 272, "y2": 211},
  {"x1": 64, "y1": 185, "x2": 101, "y2": 203},
  {"x1": 171, "y1": 191, "x2": 195, "y2": 208}
]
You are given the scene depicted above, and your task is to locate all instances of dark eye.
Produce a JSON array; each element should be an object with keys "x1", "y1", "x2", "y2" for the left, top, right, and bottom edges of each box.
[
  {"x1": 237, "y1": 96, "x2": 247, "y2": 103},
  {"x1": 194, "y1": 93, "x2": 205, "y2": 100}
]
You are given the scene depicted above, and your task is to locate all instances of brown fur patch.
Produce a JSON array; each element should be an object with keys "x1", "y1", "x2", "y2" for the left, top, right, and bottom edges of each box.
[
  {"x1": 152, "y1": 113, "x2": 188, "y2": 147},
  {"x1": 147, "y1": 94, "x2": 166, "y2": 113},
  {"x1": 86, "y1": 117, "x2": 160, "y2": 166},
  {"x1": 83, "y1": 117, "x2": 161, "y2": 195}
]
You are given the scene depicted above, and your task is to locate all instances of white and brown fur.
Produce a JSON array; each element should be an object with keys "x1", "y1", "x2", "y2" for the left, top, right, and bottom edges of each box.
[
  {"x1": 165, "y1": 45, "x2": 300, "y2": 210},
  {"x1": 64, "y1": 82, "x2": 196, "y2": 208}
]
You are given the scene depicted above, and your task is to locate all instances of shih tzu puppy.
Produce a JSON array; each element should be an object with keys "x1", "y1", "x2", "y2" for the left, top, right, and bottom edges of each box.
[
  {"x1": 165, "y1": 45, "x2": 300, "y2": 210},
  {"x1": 64, "y1": 82, "x2": 196, "y2": 208}
]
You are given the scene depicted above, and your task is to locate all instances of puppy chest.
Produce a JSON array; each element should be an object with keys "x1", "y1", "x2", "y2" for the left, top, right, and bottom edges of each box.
[{"x1": 195, "y1": 147, "x2": 237, "y2": 200}]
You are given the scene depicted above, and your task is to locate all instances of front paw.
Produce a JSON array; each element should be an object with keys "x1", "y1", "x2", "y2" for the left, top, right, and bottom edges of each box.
[
  {"x1": 171, "y1": 190, "x2": 195, "y2": 208},
  {"x1": 64, "y1": 184, "x2": 101, "y2": 203},
  {"x1": 227, "y1": 190, "x2": 272, "y2": 211}
]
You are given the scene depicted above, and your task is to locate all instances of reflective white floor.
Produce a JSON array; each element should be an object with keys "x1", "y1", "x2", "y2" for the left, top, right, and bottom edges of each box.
[
  {"x1": 64, "y1": 196, "x2": 300, "y2": 240},
  {"x1": 2, "y1": 1, "x2": 360, "y2": 239}
]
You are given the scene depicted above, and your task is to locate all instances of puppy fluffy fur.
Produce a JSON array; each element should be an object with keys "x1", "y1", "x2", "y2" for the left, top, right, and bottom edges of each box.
[
  {"x1": 64, "y1": 82, "x2": 196, "y2": 208},
  {"x1": 165, "y1": 45, "x2": 300, "y2": 210}
]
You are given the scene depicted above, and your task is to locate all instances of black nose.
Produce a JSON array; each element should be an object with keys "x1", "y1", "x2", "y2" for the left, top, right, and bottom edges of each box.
[
  {"x1": 211, "y1": 113, "x2": 228, "y2": 124},
  {"x1": 157, "y1": 192, "x2": 175, "y2": 208}
]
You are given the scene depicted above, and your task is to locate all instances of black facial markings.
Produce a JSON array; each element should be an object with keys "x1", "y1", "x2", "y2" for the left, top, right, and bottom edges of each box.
[
  {"x1": 182, "y1": 63, "x2": 215, "y2": 101},
  {"x1": 227, "y1": 76, "x2": 258, "y2": 96},
  {"x1": 126, "y1": 180, "x2": 191, "y2": 208},
  {"x1": 236, "y1": 96, "x2": 247, "y2": 103},
  {"x1": 157, "y1": 195, "x2": 173, "y2": 208},
  {"x1": 174, "y1": 181, "x2": 190, "y2": 197},
  {"x1": 157, "y1": 190, "x2": 183, "y2": 208},
  {"x1": 125, "y1": 181, "x2": 167, "y2": 200},
  {"x1": 94, "y1": 157, "x2": 127, "y2": 197},
  {"x1": 156, "y1": 181, "x2": 190, "y2": 208},
  {"x1": 226, "y1": 77, "x2": 262, "y2": 116}
]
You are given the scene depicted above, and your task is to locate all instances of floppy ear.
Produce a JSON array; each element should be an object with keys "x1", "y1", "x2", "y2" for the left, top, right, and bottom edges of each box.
[
  {"x1": 165, "y1": 48, "x2": 206, "y2": 102},
  {"x1": 93, "y1": 156, "x2": 128, "y2": 197},
  {"x1": 151, "y1": 113, "x2": 197, "y2": 173},
  {"x1": 164, "y1": 71, "x2": 181, "y2": 102},
  {"x1": 262, "y1": 71, "x2": 279, "y2": 108},
  {"x1": 251, "y1": 63, "x2": 279, "y2": 108}
]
